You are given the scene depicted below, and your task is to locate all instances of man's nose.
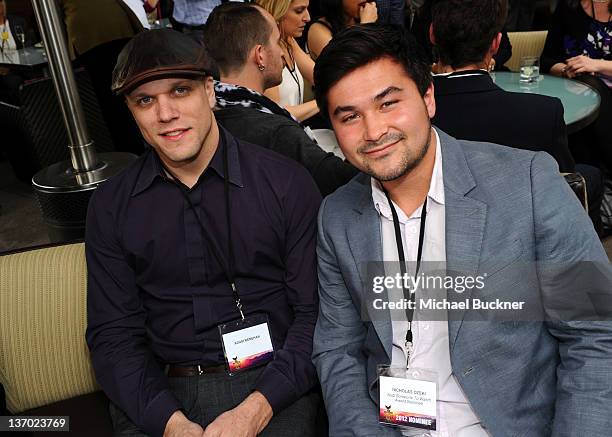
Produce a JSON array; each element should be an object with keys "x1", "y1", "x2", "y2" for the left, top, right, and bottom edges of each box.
[
  {"x1": 157, "y1": 96, "x2": 179, "y2": 122},
  {"x1": 363, "y1": 113, "x2": 388, "y2": 143}
]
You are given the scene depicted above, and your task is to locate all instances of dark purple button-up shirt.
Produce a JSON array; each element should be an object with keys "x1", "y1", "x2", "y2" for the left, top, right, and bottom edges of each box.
[{"x1": 85, "y1": 129, "x2": 321, "y2": 437}]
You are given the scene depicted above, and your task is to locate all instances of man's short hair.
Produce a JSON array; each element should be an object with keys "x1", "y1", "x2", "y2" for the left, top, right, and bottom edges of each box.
[
  {"x1": 314, "y1": 24, "x2": 432, "y2": 119},
  {"x1": 431, "y1": 0, "x2": 508, "y2": 69},
  {"x1": 203, "y1": 2, "x2": 272, "y2": 75}
]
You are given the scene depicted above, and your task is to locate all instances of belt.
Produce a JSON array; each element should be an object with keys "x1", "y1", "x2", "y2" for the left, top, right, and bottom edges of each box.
[{"x1": 167, "y1": 364, "x2": 226, "y2": 377}]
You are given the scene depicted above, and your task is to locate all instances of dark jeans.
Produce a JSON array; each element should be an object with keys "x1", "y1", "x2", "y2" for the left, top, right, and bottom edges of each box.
[{"x1": 109, "y1": 366, "x2": 320, "y2": 436}]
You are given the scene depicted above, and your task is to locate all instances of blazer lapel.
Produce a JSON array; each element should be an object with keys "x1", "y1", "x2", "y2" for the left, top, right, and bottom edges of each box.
[
  {"x1": 438, "y1": 130, "x2": 488, "y2": 350},
  {"x1": 346, "y1": 176, "x2": 393, "y2": 361}
]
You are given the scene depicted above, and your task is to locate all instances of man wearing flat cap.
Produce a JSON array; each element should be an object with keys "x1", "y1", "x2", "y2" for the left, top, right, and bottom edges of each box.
[{"x1": 85, "y1": 29, "x2": 321, "y2": 437}]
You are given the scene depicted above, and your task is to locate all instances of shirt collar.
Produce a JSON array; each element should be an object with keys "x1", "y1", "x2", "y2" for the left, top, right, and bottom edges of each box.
[
  {"x1": 371, "y1": 128, "x2": 445, "y2": 221},
  {"x1": 433, "y1": 69, "x2": 489, "y2": 78},
  {"x1": 131, "y1": 127, "x2": 243, "y2": 197}
]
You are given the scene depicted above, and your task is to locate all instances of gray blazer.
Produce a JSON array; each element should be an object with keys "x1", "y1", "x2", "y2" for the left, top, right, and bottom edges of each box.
[{"x1": 313, "y1": 130, "x2": 612, "y2": 437}]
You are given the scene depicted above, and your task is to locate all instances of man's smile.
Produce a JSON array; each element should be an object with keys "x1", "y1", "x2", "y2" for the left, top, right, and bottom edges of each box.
[{"x1": 160, "y1": 127, "x2": 191, "y2": 141}]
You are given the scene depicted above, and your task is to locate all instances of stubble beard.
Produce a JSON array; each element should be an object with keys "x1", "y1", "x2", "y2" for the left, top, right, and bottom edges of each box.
[{"x1": 359, "y1": 124, "x2": 432, "y2": 182}]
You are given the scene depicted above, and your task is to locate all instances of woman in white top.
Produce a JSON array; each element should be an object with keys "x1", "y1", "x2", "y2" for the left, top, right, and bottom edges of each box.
[
  {"x1": 0, "y1": 0, "x2": 23, "y2": 52},
  {"x1": 255, "y1": 0, "x2": 319, "y2": 122}
]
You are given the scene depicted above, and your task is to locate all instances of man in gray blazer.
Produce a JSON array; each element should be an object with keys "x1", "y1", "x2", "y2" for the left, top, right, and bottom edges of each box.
[{"x1": 312, "y1": 24, "x2": 612, "y2": 436}]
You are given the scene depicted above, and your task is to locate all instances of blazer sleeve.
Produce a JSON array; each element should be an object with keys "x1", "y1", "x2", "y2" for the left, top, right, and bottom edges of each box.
[
  {"x1": 530, "y1": 152, "x2": 612, "y2": 436},
  {"x1": 313, "y1": 197, "x2": 401, "y2": 437}
]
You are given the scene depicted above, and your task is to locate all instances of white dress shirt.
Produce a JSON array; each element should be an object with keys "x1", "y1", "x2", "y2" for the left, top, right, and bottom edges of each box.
[{"x1": 371, "y1": 129, "x2": 489, "y2": 437}]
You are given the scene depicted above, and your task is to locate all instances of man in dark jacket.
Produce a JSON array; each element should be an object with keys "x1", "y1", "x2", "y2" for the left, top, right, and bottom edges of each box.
[
  {"x1": 430, "y1": 0, "x2": 603, "y2": 230},
  {"x1": 204, "y1": 2, "x2": 357, "y2": 197},
  {"x1": 87, "y1": 28, "x2": 322, "y2": 437}
]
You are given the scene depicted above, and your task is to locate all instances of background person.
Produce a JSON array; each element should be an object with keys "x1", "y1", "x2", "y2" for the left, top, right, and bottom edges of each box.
[
  {"x1": 306, "y1": 0, "x2": 378, "y2": 61},
  {"x1": 171, "y1": 0, "x2": 221, "y2": 43},
  {"x1": 205, "y1": 2, "x2": 357, "y2": 196},
  {"x1": 0, "y1": 0, "x2": 34, "y2": 104},
  {"x1": 254, "y1": 0, "x2": 319, "y2": 122},
  {"x1": 410, "y1": 0, "x2": 512, "y2": 70},
  {"x1": 0, "y1": 0, "x2": 31, "y2": 52},
  {"x1": 541, "y1": 0, "x2": 612, "y2": 173},
  {"x1": 429, "y1": 0, "x2": 604, "y2": 231}
]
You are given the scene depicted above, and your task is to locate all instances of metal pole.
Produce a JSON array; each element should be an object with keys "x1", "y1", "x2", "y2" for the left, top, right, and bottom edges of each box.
[{"x1": 31, "y1": 0, "x2": 98, "y2": 172}]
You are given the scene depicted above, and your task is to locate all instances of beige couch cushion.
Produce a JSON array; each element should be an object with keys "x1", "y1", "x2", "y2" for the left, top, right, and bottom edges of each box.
[{"x1": 0, "y1": 243, "x2": 98, "y2": 413}]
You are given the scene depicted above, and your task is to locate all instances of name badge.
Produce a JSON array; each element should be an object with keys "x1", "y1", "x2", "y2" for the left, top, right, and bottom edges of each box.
[
  {"x1": 218, "y1": 314, "x2": 274, "y2": 375},
  {"x1": 378, "y1": 366, "x2": 438, "y2": 432}
]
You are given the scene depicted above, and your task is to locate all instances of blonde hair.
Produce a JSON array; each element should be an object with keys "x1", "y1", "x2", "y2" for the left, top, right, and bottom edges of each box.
[{"x1": 254, "y1": 0, "x2": 292, "y2": 22}]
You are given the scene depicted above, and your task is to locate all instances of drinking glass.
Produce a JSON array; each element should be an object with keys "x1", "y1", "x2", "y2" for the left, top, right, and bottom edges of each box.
[{"x1": 519, "y1": 56, "x2": 540, "y2": 83}]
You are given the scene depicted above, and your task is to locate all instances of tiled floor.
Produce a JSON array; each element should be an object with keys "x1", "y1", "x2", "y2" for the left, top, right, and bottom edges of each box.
[{"x1": 1, "y1": 159, "x2": 612, "y2": 260}]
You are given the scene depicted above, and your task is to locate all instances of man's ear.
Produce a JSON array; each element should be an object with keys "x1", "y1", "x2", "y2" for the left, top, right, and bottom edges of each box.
[
  {"x1": 429, "y1": 23, "x2": 436, "y2": 45},
  {"x1": 253, "y1": 44, "x2": 265, "y2": 68},
  {"x1": 205, "y1": 76, "x2": 216, "y2": 109},
  {"x1": 490, "y1": 32, "x2": 502, "y2": 56},
  {"x1": 423, "y1": 82, "x2": 436, "y2": 119}
]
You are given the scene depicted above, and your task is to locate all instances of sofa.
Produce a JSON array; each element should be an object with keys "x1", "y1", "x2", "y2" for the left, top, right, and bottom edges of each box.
[{"x1": 0, "y1": 242, "x2": 112, "y2": 436}]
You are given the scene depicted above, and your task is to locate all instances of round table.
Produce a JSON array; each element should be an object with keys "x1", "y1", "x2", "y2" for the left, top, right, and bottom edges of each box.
[
  {"x1": 492, "y1": 72, "x2": 601, "y2": 134},
  {"x1": 0, "y1": 47, "x2": 48, "y2": 71}
]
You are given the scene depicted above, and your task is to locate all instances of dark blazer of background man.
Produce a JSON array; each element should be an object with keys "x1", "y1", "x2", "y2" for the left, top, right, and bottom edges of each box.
[
  {"x1": 429, "y1": 0, "x2": 603, "y2": 229},
  {"x1": 204, "y1": 2, "x2": 357, "y2": 197},
  {"x1": 430, "y1": 0, "x2": 574, "y2": 171}
]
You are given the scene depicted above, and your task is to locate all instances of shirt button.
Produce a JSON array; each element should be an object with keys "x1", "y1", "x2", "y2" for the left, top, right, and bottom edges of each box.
[
  {"x1": 410, "y1": 227, "x2": 417, "y2": 234},
  {"x1": 423, "y1": 324, "x2": 430, "y2": 330}
]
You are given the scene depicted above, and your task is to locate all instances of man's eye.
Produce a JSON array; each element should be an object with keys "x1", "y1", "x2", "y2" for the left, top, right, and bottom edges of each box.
[
  {"x1": 342, "y1": 113, "x2": 359, "y2": 123},
  {"x1": 175, "y1": 86, "x2": 189, "y2": 95},
  {"x1": 381, "y1": 100, "x2": 398, "y2": 108},
  {"x1": 137, "y1": 96, "x2": 152, "y2": 106}
]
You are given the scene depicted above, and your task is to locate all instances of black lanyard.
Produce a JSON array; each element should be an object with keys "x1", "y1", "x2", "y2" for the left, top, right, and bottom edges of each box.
[
  {"x1": 161, "y1": 132, "x2": 245, "y2": 320},
  {"x1": 382, "y1": 189, "x2": 427, "y2": 349}
]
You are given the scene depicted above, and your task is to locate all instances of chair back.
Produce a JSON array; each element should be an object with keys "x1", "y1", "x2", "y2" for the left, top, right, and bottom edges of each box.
[
  {"x1": 504, "y1": 31, "x2": 548, "y2": 72},
  {"x1": 0, "y1": 243, "x2": 99, "y2": 414}
]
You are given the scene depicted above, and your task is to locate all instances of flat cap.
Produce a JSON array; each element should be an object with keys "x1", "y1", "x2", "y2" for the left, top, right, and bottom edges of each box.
[{"x1": 112, "y1": 28, "x2": 216, "y2": 95}]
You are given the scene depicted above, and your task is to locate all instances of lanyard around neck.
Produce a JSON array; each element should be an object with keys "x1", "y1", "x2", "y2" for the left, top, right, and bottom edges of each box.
[
  {"x1": 382, "y1": 188, "x2": 428, "y2": 349},
  {"x1": 161, "y1": 132, "x2": 245, "y2": 320}
]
